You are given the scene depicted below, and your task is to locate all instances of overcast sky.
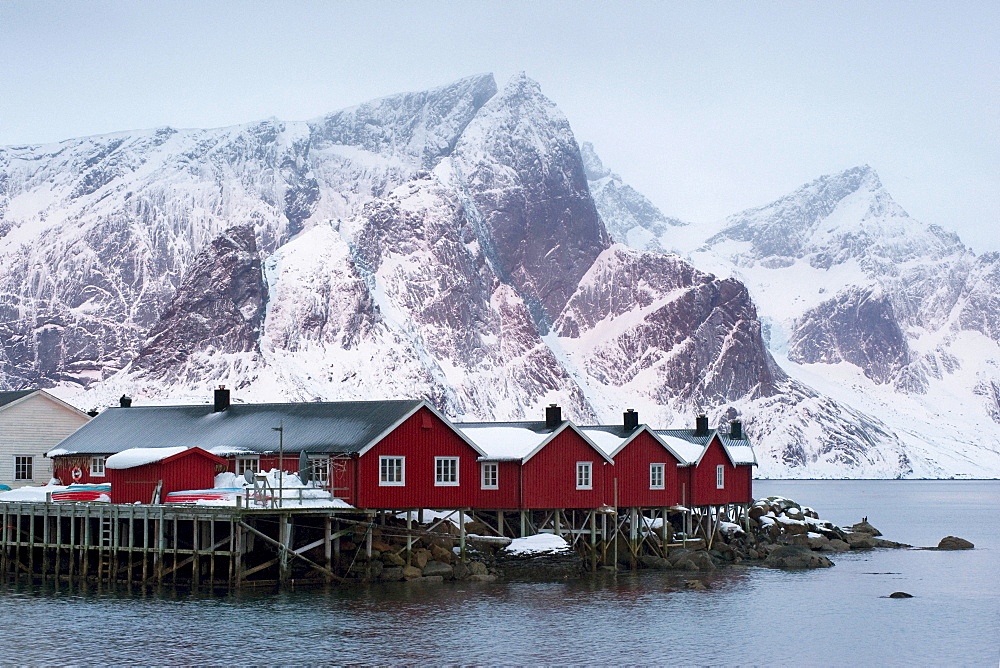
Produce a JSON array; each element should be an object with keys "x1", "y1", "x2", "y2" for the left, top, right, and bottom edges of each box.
[{"x1": 2, "y1": 1, "x2": 997, "y2": 251}]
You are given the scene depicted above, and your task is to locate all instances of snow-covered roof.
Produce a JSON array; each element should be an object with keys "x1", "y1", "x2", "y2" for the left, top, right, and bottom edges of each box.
[
  {"x1": 457, "y1": 424, "x2": 554, "y2": 461},
  {"x1": 655, "y1": 433, "x2": 706, "y2": 465},
  {"x1": 579, "y1": 427, "x2": 628, "y2": 456},
  {"x1": 458, "y1": 421, "x2": 612, "y2": 463},
  {"x1": 718, "y1": 435, "x2": 758, "y2": 465},
  {"x1": 106, "y1": 446, "x2": 189, "y2": 470}
]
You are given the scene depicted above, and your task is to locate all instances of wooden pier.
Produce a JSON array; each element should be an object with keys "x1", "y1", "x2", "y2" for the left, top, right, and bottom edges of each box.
[
  {"x1": 1, "y1": 501, "x2": 749, "y2": 587},
  {"x1": 0, "y1": 501, "x2": 376, "y2": 588}
]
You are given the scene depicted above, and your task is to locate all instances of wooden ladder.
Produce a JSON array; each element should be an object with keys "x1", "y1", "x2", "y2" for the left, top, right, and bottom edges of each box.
[{"x1": 98, "y1": 514, "x2": 114, "y2": 580}]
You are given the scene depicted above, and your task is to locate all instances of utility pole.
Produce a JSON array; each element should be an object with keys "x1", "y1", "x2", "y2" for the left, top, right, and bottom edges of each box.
[{"x1": 273, "y1": 421, "x2": 284, "y2": 508}]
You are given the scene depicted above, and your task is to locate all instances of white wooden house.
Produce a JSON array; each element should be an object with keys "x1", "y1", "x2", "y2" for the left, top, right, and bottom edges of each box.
[{"x1": 0, "y1": 390, "x2": 91, "y2": 488}]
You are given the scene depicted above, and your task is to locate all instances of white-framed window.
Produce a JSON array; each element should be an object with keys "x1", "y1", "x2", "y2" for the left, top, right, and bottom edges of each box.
[
  {"x1": 716, "y1": 464, "x2": 725, "y2": 489},
  {"x1": 380, "y1": 456, "x2": 405, "y2": 486},
  {"x1": 576, "y1": 461, "x2": 592, "y2": 490},
  {"x1": 481, "y1": 462, "x2": 498, "y2": 489},
  {"x1": 309, "y1": 456, "x2": 330, "y2": 487},
  {"x1": 435, "y1": 457, "x2": 459, "y2": 486},
  {"x1": 14, "y1": 456, "x2": 33, "y2": 482},
  {"x1": 650, "y1": 463, "x2": 665, "y2": 490},
  {"x1": 90, "y1": 456, "x2": 106, "y2": 477},
  {"x1": 234, "y1": 456, "x2": 259, "y2": 476}
]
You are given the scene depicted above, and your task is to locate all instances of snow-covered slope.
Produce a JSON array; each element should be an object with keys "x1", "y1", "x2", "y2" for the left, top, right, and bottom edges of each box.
[{"x1": 588, "y1": 158, "x2": 1000, "y2": 477}]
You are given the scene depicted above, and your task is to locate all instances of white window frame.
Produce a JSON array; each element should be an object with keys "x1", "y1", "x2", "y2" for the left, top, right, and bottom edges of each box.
[
  {"x1": 435, "y1": 457, "x2": 460, "y2": 486},
  {"x1": 14, "y1": 455, "x2": 33, "y2": 482},
  {"x1": 716, "y1": 464, "x2": 725, "y2": 489},
  {"x1": 90, "y1": 456, "x2": 106, "y2": 478},
  {"x1": 481, "y1": 462, "x2": 498, "y2": 490},
  {"x1": 650, "y1": 463, "x2": 665, "y2": 490},
  {"x1": 380, "y1": 456, "x2": 405, "y2": 486},
  {"x1": 576, "y1": 461, "x2": 593, "y2": 490},
  {"x1": 309, "y1": 455, "x2": 331, "y2": 487},
  {"x1": 234, "y1": 456, "x2": 260, "y2": 476}
]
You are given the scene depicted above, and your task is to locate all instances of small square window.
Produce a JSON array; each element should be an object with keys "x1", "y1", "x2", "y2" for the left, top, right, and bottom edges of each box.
[
  {"x1": 716, "y1": 464, "x2": 725, "y2": 489},
  {"x1": 14, "y1": 456, "x2": 33, "y2": 482},
  {"x1": 435, "y1": 457, "x2": 459, "y2": 486},
  {"x1": 481, "y1": 462, "x2": 498, "y2": 489},
  {"x1": 234, "y1": 457, "x2": 260, "y2": 476},
  {"x1": 380, "y1": 456, "x2": 405, "y2": 486},
  {"x1": 650, "y1": 463, "x2": 665, "y2": 490},
  {"x1": 309, "y1": 456, "x2": 330, "y2": 487},
  {"x1": 576, "y1": 462, "x2": 592, "y2": 490},
  {"x1": 91, "y1": 456, "x2": 106, "y2": 478}
]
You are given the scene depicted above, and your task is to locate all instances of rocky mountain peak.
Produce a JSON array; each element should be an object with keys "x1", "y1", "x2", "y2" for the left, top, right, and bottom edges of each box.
[
  {"x1": 308, "y1": 73, "x2": 498, "y2": 169},
  {"x1": 447, "y1": 73, "x2": 608, "y2": 327},
  {"x1": 580, "y1": 141, "x2": 611, "y2": 180}
]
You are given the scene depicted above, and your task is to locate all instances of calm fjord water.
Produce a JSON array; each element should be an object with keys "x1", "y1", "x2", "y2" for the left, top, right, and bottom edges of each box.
[{"x1": 1, "y1": 481, "x2": 997, "y2": 665}]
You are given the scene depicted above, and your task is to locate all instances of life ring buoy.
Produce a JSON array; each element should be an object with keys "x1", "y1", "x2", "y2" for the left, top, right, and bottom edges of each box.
[{"x1": 71, "y1": 466, "x2": 82, "y2": 482}]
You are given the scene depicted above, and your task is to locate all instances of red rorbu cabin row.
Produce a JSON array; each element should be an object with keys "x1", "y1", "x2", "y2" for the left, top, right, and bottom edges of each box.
[{"x1": 46, "y1": 390, "x2": 756, "y2": 508}]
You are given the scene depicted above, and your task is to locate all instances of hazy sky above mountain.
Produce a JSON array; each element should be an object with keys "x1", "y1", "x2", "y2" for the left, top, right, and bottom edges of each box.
[{"x1": 2, "y1": 1, "x2": 996, "y2": 251}]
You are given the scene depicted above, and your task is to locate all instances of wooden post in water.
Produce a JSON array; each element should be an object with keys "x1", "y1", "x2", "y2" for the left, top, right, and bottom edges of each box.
[
  {"x1": 323, "y1": 515, "x2": 333, "y2": 582},
  {"x1": 459, "y1": 509, "x2": 466, "y2": 561}
]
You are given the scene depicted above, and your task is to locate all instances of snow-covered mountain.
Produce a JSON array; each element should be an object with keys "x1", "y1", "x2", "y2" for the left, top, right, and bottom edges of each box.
[
  {"x1": 3, "y1": 73, "x2": 992, "y2": 477},
  {"x1": 593, "y1": 160, "x2": 1000, "y2": 477}
]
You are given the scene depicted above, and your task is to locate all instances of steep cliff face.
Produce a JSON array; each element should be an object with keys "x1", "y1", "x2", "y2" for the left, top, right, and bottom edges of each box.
[
  {"x1": 788, "y1": 286, "x2": 910, "y2": 385},
  {"x1": 133, "y1": 225, "x2": 266, "y2": 383},
  {"x1": 446, "y1": 74, "x2": 609, "y2": 326}
]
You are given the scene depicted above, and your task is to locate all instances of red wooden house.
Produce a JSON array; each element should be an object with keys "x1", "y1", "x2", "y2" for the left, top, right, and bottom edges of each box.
[
  {"x1": 581, "y1": 410, "x2": 688, "y2": 508},
  {"x1": 656, "y1": 418, "x2": 756, "y2": 507},
  {"x1": 47, "y1": 391, "x2": 486, "y2": 510},
  {"x1": 459, "y1": 405, "x2": 613, "y2": 510},
  {"x1": 105, "y1": 446, "x2": 227, "y2": 504}
]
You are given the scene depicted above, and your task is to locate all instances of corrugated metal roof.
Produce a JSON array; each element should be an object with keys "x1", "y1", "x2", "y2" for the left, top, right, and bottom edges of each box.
[
  {"x1": 0, "y1": 390, "x2": 36, "y2": 409},
  {"x1": 48, "y1": 400, "x2": 424, "y2": 456},
  {"x1": 653, "y1": 429, "x2": 758, "y2": 466},
  {"x1": 718, "y1": 434, "x2": 758, "y2": 465}
]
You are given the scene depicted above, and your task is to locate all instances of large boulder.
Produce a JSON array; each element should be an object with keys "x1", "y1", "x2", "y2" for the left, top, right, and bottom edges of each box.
[
  {"x1": 412, "y1": 548, "x2": 432, "y2": 568},
  {"x1": 401, "y1": 565, "x2": 423, "y2": 580},
  {"x1": 848, "y1": 520, "x2": 882, "y2": 536},
  {"x1": 937, "y1": 536, "x2": 974, "y2": 550},
  {"x1": 430, "y1": 544, "x2": 454, "y2": 564},
  {"x1": 673, "y1": 550, "x2": 716, "y2": 571},
  {"x1": 845, "y1": 533, "x2": 877, "y2": 549},
  {"x1": 822, "y1": 539, "x2": 851, "y2": 552},
  {"x1": 379, "y1": 567, "x2": 405, "y2": 582},
  {"x1": 422, "y1": 560, "x2": 455, "y2": 578},
  {"x1": 640, "y1": 555, "x2": 671, "y2": 570},
  {"x1": 761, "y1": 545, "x2": 834, "y2": 569}
]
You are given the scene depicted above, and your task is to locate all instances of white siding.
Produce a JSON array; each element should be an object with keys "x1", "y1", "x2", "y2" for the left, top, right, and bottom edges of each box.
[{"x1": 0, "y1": 394, "x2": 90, "y2": 487}]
